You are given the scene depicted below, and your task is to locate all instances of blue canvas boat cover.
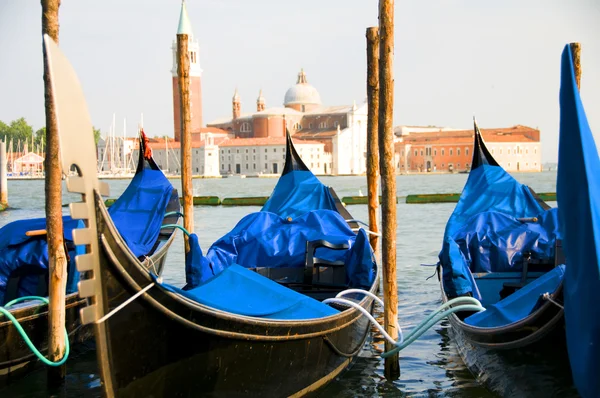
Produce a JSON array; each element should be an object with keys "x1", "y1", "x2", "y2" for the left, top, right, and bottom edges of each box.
[
  {"x1": 0, "y1": 165, "x2": 173, "y2": 305},
  {"x1": 439, "y1": 160, "x2": 557, "y2": 298},
  {"x1": 186, "y1": 209, "x2": 375, "y2": 289},
  {"x1": 0, "y1": 216, "x2": 83, "y2": 304},
  {"x1": 166, "y1": 264, "x2": 338, "y2": 320},
  {"x1": 108, "y1": 168, "x2": 173, "y2": 258},
  {"x1": 261, "y1": 170, "x2": 338, "y2": 220},
  {"x1": 558, "y1": 44, "x2": 600, "y2": 398},
  {"x1": 185, "y1": 141, "x2": 375, "y2": 291},
  {"x1": 464, "y1": 265, "x2": 565, "y2": 328}
]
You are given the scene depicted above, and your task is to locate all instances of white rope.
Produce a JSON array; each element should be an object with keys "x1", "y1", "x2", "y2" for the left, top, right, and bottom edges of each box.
[
  {"x1": 346, "y1": 219, "x2": 382, "y2": 237},
  {"x1": 325, "y1": 289, "x2": 404, "y2": 345},
  {"x1": 542, "y1": 292, "x2": 564, "y2": 310},
  {"x1": 351, "y1": 228, "x2": 382, "y2": 237},
  {"x1": 96, "y1": 280, "x2": 160, "y2": 324},
  {"x1": 144, "y1": 255, "x2": 158, "y2": 275},
  {"x1": 325, "y1": 288, "x2": 485, "y2": 351},
  {"x1": 323, "y1": 297, "x2": 403, "y2": 346}
]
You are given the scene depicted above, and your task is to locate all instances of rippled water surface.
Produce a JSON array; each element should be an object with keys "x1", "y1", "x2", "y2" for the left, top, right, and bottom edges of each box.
[{"x1": 0, "y1": 172, "x2": 567, "y2": 397}]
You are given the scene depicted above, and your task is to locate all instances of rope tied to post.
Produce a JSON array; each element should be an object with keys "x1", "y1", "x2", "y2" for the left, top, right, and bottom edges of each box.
[
  {"x1": 324, "y1": 289, "x2": 485, "y2": 358},
  {"x1": 0, "y1": 296, "x2": 69, "y2": 367}
]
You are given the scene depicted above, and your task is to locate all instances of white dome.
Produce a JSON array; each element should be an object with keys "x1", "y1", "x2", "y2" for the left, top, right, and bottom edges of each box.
[{"x1": 283, "y1": 69, "x2": 321, "y2": 106}]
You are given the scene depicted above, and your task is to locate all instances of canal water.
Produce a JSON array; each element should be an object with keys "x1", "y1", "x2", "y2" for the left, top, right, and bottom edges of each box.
[{"x1": 0, "y1": 172, "x2": 568, "y2": 397}]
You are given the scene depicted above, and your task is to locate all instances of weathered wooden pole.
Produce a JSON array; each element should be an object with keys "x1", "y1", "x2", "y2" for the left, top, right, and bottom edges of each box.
[
  {"x1": 570, "y1": 42, "x2": 581, "y2": 90},
  {"x1": 177, "y1": 3, "x2": 194, "y2": 252},
  {"x1": 0, "y1": 139, "x2": 8, "y2": 210},
  {"x1": 366, "y1": 27, "x2": 380, "y2": 251},
  {"x1": 378, "y1": 0, "x2": 400, "y2": 380},
  {"x1": 41, "y1": 0, "x2": 68, "y2": 386}
]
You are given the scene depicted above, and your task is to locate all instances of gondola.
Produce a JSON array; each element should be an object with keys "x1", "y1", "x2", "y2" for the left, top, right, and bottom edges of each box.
[
  {"x1": 437, "y1": 120, "x2": 564, "y2": 350},
  {"x1": 557, "y1": 44, "x2": 600, "y2": 398},
  {"x1": 45, "y1": 36, "x2": 379, "y2": 397},
  {"x1": 0, "y1": 128, "x2": 180, "y2": 384}
]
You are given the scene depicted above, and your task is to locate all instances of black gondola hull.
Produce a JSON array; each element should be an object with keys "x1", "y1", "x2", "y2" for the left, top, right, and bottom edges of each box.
[
  {"x1": 0, "y1": 136, "x2": 179, "y2": 385},
  {"x1": 0, "y1": 236, "x2": 172, "y2": 387},
  {"x1": 438, "y1": 266, "x2": 564, "y2": 350},
  {"x1": 93, "y1": 195, "x2": 378, "y2": 397}
]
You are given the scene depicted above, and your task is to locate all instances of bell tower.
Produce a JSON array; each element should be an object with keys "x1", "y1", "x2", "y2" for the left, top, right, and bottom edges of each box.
[
  {"x1": 256, "y1": 89, "x2": 265, "y2": 112},
  {"x1": 232, "y1": 88, "x2": 241, "y2": 119},
  {"x1": 172, "y1": 1, "x2": 203, "y2": 142}
]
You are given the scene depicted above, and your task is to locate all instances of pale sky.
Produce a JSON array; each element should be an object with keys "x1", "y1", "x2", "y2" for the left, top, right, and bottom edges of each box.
[{"x1": 1, "y1": 0, "x2": 599, "y2": 162}]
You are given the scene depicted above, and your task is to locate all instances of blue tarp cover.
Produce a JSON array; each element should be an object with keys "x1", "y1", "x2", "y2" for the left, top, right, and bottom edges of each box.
[
  {"x1": 0, "y1": 166, "x2": 173, "y2": 305},
  {"x1": 261, "y1": 170, "x2": 338, "y2": 220},
  {"x1": 0, "y1": 216, "x2": 82, "y2": 304},
  {"x1": 464, "y1": 265, "x2": 565, "y2": 328},
  {"x1": 187, "y1": 209, "x2": 375, "y2": 289},
  {"x1": 108, "y1": 168, "x2": 173, "y2": 258},
  {"x1": 185, "y1": 167, "x2": 375, "y2": 294},
  {"x1": 439, "y1": 162, "x2": 557, "y2": 299},
  {"x1": 167, "y1": 264, "x2": 338, "y2": 320},
  {"x1": 558, "y1": 44, "x2": 600, "y2": 398}
]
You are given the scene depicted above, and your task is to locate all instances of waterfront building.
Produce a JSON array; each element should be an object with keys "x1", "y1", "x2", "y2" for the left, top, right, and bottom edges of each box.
[
  {"x1": 207, "y1": 69, "x2": 368, "y2": 175},
  {"x1": 218, "y1": 137, "x2": 327, "y2": 175},
  {"x1": 394, "y1": 125, "x2": 542, "y2": 173},
  {"x1": 12, "y1": 152, "x2": 44, "y2": 175}
]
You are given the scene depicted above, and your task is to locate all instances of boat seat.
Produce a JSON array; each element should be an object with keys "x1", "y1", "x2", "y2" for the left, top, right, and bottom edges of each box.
[
  {"x1": 500, "y1": 252, "x2": 532, "y2": 298},
  {"x1": 250, "y1": 239, "x2": 349, "y2": 291},
  {"x1": 500, "y1": 239, "x2": 562, "y2": 299},
  {"x1": 305, "y1": 239, "x2": 349, "y2": 287}
]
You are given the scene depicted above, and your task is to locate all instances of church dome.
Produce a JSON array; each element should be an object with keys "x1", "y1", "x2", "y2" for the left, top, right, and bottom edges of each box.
[{"x1": 283, "y1": 69, "x2": 321, "y2": 107}]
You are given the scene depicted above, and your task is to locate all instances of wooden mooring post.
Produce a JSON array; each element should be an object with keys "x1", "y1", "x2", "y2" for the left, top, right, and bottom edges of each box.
[
  {"x1": 378, "y1": 0, "x2": 400, "y2": 380},
  {"x1": 177, "y1": 2, "x2": 194, "y2": 252},
  {"x1": 0, "y1": 139, "x2": 7, "y2": 210},
  {"x1": 570, "y1": 42, "x2": 581, "y2": 90},
  {"x1": 366, "y1": 27, "x2": 380, "y2": 251},
  {"x1": 41, "y1": 0, "x2": 68, "y2": 386}
]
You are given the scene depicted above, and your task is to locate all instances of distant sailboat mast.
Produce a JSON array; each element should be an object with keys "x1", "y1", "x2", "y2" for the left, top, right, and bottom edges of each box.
[
  {"x1": 123, "y1": 117, "x2": 127, "y2": 171},
  {"x1": 110, "y1": 113, "x2": 116, "y2": 173}
]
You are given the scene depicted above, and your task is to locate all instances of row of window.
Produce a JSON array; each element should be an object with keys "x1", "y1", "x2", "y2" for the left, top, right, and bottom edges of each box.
[
  {"x1": 491, "y1": 148, "x2": 537, "y2": 155},
  {"x1": 221, "y1": 153, "x2": 321, "y2": 162},
  {"x1": 220, "y1": 162, "x2": 323, "y2": 170},
  {"x1": 220, "y1": 147, "x2": 321, "y2": 154},
  {"x1": 412, "y1": 148, "x2": 470, "y2": 157},
  {"x1": 238, "y1": 121, "x2": 342, "y2": 132},
  {"x1": 404, "y1": 146, "x2": 538, "y2": 158},
  {"x1": 398, "y1": 161, "x2": 539, "y2": 169}
]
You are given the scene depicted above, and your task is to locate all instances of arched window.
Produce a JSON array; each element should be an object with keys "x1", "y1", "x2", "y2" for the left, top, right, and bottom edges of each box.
[
  {"x1": 293, "y1": 122, "x2": 302, "y2": 131},
  {"x1": 240, "y1": 122, "x2": 251, "y2": 133}
]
